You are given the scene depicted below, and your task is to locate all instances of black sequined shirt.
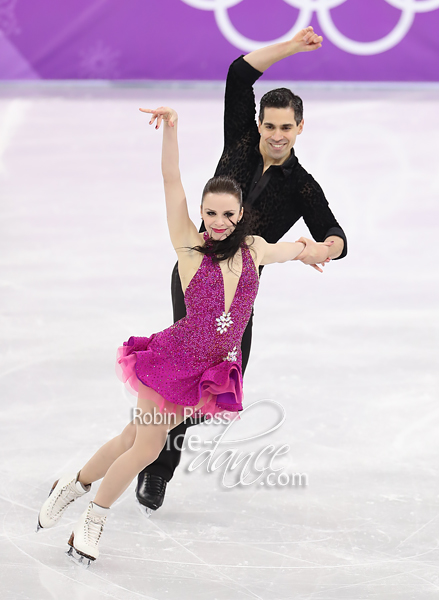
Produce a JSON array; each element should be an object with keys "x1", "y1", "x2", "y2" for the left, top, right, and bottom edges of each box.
[{"x1": 212, "y1": 55, "x2": 347, "y2": 258}]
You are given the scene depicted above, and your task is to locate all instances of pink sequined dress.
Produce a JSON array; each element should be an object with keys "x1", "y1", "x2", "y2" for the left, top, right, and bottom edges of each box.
[{"x1": 116, "y1": 234, "x2": 259, "y2": 418}]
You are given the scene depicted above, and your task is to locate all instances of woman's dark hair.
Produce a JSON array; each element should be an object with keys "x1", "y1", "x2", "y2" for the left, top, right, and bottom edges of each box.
[
  {"x1": 202, "y1": 176, "x2": 242, "y2": 205},
  {"x1": 192, "y1": 176, "x2": 253, "y2": 265},
  {"x1": 259, "y1": 88, "x2": 303, "y2": 125}
]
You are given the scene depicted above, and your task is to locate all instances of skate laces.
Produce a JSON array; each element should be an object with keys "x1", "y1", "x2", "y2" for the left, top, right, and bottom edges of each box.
[
  {"x1": 84, "y1": 514, "x2": 106, "y2": 546},
  {"x1": 145, "y1": 474, "x2": 167, "y2": 496},
  {"x1": 50, "y1": 482, "x2": 79, "y2": 517}
]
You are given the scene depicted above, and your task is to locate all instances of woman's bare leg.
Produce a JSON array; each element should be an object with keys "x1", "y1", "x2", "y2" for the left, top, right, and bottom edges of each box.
[
  {"x1": 89, "y1": 391, "x2": 186, "y2": 509},
  {"x1": 92, "y1": 397, "x2": 174, "y2": 508},
  {"x1": 78, "y1": 421, "x2": 137, "y2": 486},
  {"x1": 78, "y1": 381, "x2": 186, "y2": 488}
]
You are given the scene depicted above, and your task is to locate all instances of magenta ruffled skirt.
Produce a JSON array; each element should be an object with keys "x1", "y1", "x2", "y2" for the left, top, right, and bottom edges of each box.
[{"x1": 115, "y1": 343, "x2": 243, "y2": 421}]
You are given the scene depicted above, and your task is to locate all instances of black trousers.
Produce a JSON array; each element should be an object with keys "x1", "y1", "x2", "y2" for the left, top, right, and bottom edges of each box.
[{"x1": 140, "y1": 262, "x2": 254, "y2": 482}]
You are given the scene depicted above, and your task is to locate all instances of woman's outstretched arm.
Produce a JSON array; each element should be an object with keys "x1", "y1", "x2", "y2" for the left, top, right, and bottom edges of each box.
[
  {"x1": 252, "y1": 235, "x2": 332, "y2": 272},
  {"x1": 139, "y1": 106, "x2": 200, "y2": 251}
]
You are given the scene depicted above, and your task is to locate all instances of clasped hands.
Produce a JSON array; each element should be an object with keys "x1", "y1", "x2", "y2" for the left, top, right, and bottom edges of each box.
[{"x1": 294, "y1": 237, "x2": 333, "y2": 273}]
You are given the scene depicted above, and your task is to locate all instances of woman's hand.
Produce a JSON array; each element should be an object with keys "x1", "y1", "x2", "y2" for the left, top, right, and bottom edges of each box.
[
  {"x1": 294, "y1": 237, "x2": 333, "y2": 273},
  {"x1": 139, "y1": 106, "x2": 178, "y2": 129}
]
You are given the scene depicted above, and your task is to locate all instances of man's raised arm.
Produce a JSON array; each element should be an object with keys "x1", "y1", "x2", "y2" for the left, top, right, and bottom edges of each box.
[{"x1": 243, "y1": 26, "x2": 322, "y2": 73}]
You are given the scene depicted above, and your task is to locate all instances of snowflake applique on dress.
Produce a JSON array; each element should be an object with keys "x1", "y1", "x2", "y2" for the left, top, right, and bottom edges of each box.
[
  {"x1": 223, "y1": 346, "x2": 238, "y2": 362},
  {"x1": 216, "y1": 311, "x2": 233, "y2": 334}
]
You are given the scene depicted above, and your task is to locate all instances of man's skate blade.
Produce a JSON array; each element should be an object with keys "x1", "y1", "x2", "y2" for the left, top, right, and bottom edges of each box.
[
  {"x1": 136, "y1": 499, "x2": 154, "y2": 519},
  {"x1": 66, "y1": 546, "x2": 94, "y2": 569}
]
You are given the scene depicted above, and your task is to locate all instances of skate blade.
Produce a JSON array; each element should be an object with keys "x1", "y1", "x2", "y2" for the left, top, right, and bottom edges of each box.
[
  {"x1": 36, "y1": 479, "x2": 60, "y2": 532},
  {"x1": 49, "y1": 480, "x2": 60, "y2": 495},
  {"x1": 66, "y1": 546, "x2": 93, "y2": 569},
  {"x1": 136, "y1": 499, "x2": 154, "y2": 519},
  {"x1": 66, "y1": 533, "x2": 96, "y2": 568}
]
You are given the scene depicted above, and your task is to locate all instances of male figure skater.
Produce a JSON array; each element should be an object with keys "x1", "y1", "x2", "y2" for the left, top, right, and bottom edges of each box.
[{"x1": 136, "y1": 27, "x2": 347, "y2": 512}]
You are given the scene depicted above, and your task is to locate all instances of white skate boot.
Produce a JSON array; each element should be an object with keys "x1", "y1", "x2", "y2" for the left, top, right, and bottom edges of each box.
[
  {"x1": 66, "y1": 501, "x2": 109, "y2": 567},
  {"x1": 37, "y1": 473, "x2": 91, "y2": 531}
]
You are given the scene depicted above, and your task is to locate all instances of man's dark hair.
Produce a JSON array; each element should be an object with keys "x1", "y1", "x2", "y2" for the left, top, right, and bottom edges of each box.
[{"x1": 259, "y1": 88, "x2": 303, "y2": 126}]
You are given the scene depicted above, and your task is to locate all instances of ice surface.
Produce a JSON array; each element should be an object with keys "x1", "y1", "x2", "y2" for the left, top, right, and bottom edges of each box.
[{"x1": 0, "y1": 82, "x2": 438, "y2": 599}]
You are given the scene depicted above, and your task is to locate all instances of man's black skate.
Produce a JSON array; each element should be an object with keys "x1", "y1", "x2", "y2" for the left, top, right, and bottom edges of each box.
[{"x1": 136, "y1": 473, "x2": 167, "y2": 517}]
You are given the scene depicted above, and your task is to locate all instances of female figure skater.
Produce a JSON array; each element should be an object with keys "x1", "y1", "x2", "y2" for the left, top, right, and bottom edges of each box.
[{"x1": 37, "y1": 106, "x2": 330, "y2": 566}]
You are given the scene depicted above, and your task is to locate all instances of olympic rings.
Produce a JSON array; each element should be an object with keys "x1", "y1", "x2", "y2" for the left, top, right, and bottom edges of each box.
[
  {"x1": 318, "y1": 4, "x2": 415, "y2": 55},
  {"x1": 385, "y1": 0, "x2": 439, "y2": 12},
  {"x1": 180, "y1": 0, "x2": 439, "y2": 55},
  {"x1": 181, "y1": 0, "x2": 243, "y2": 10},
  {"x1": 284, "y1": 0, "x2": 346, "y2": 8},
  {"x1": 214, "y1": 6, "x2": 312, "y2": 51}
]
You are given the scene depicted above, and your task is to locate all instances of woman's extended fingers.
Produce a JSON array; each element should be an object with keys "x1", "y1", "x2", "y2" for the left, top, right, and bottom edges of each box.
[
  {"x1": 139, "y1": 106, "x2": 176, "y2": 128},
  {"x1": 308, "y1": 258, "x2": 330, "y2": 273},
  {"x1": 139, "y1": 108, "x2": 159, "y2": 119},
  {"x1": 139, "y1": 107, "x2": 159, "y2": 126}
]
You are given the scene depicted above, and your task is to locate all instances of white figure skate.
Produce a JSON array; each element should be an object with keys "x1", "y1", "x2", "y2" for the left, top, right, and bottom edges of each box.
[
  {"x1": 37, "y1": 473, "x2": 91, "y2": 531},
  {"x1": 66, "y1": 501, "x2": 109, "y2": 567}
]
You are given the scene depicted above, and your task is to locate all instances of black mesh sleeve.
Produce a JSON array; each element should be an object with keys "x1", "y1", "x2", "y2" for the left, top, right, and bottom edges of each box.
[
  {"x1": 222, "y1": 56, "x2": 263, "y2": 148},
  {"x1": 298, "y1": 175, "x2": 347, "y2": 259},
  {"x1": 324, "y1": 226, "x2": 347, "y2": 260}
]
